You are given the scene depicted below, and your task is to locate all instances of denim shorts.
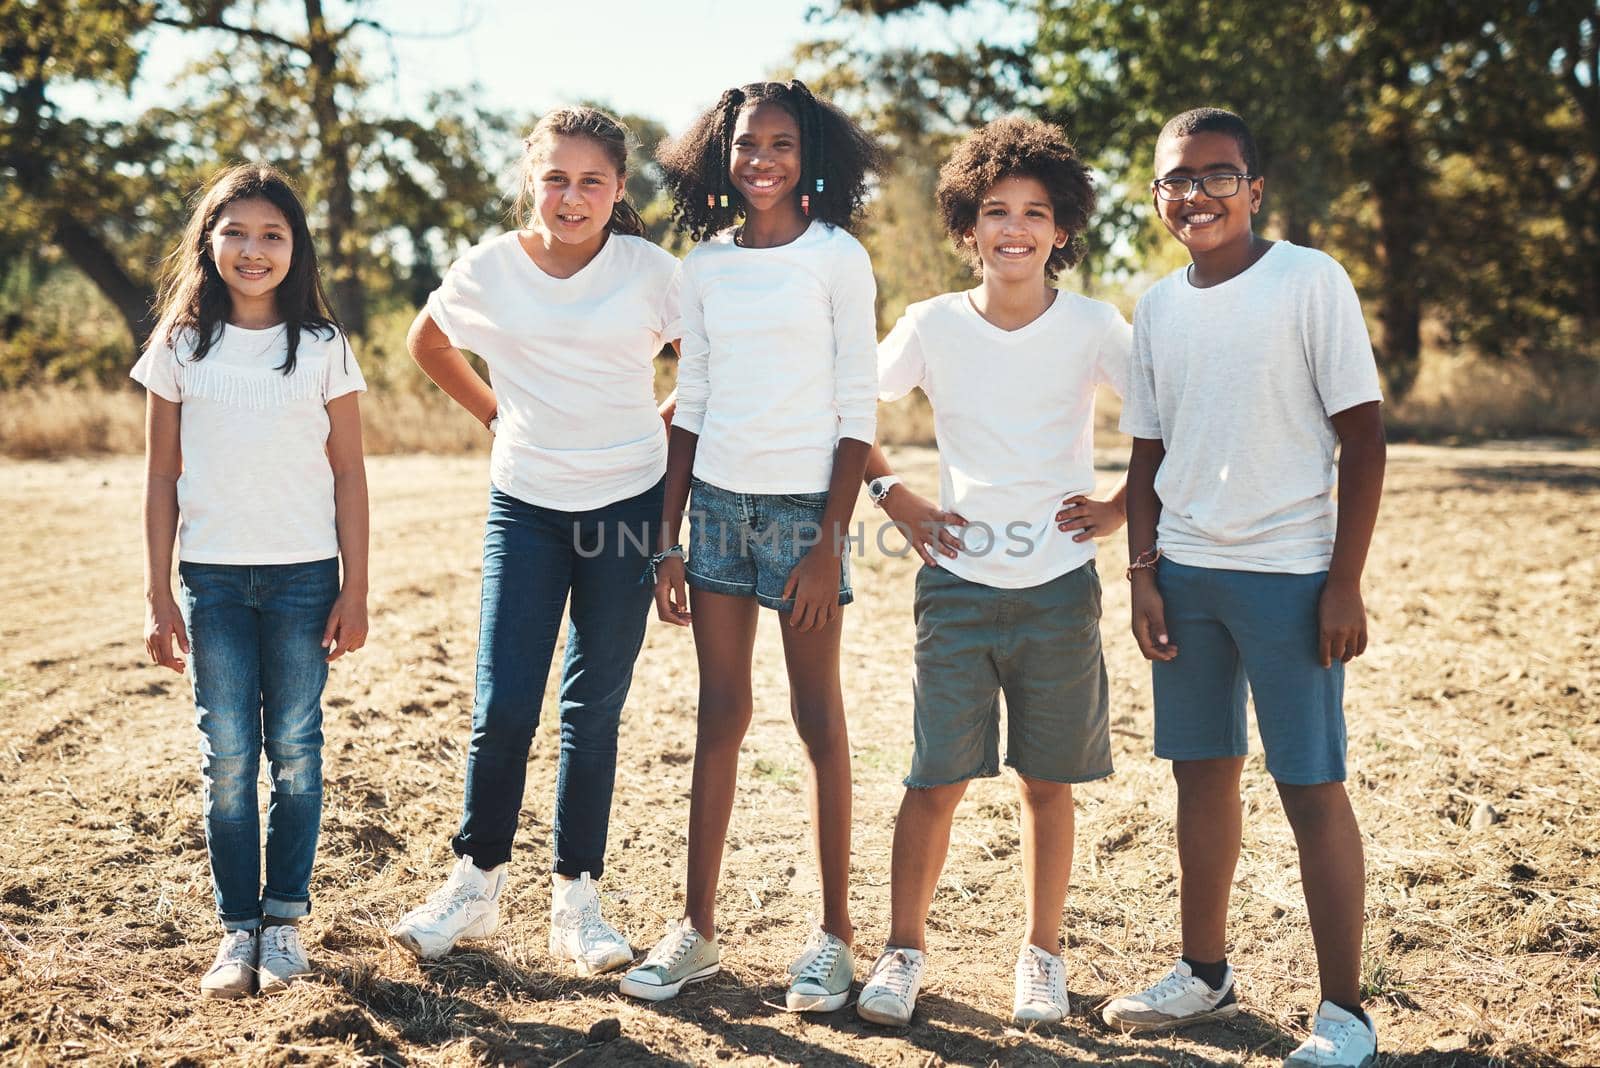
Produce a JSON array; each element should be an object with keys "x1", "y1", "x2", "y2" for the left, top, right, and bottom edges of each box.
[
  {"x1": 686, "y1": 477, "x2": 852, "y2": 612},
  {"x1": 907, "y1": 561, "x2": 1111, "y2": 787},
  {"x1": 1151, "y1": 560, "x2": 1346, "y2": 785}
]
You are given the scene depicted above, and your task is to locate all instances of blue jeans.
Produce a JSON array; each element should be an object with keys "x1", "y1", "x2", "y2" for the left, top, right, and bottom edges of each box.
[
  {"x1": 178, "y1": 558, "x2": 340, "y2": 931},
  {"x1": 452, "y1": 479, "x2": 662, "y2": 875}
]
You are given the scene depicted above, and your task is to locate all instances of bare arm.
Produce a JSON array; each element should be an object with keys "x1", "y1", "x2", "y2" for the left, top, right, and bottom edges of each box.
[
  {"x1": 784, "y1": 437, "x2": 872, "y2": 632},
  {"x1": 1319, "y1": 400, "x2": 1386, "y2": 666},
  {"x1": 652, "y1": 425, "x2": 700, "y2": 626},
  {"x1": 142, "y1": 393, "x2": 188, "y2": 672},
  {"x1": 322, "y1": 392, "x2": 369, "y2": 661},
  {"x1": 406, "y1": 309, "x2": 497, "y2": 428},
  {"x1": 1126, "y1": 436, "x2": 1175, "y2": 661}
]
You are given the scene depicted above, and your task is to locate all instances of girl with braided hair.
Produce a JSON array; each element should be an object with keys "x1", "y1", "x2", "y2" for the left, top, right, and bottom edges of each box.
[
  {"x1": 387, "y1": 106, "x2": 681, "y2": 977},
  {"x1": 619, "y1": 82, "x2": 884, "y2": 1010}
]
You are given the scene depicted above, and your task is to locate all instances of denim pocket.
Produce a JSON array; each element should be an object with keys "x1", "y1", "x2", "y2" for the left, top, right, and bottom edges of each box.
[{"x1": 782, "y1": 491, "x2": 829, "y2": 508}]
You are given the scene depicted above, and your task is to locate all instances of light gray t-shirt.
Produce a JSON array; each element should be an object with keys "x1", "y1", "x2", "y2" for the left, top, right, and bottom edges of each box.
[{"x1": 1119, "y1": 242, "x2": 1383, "y2": 574}]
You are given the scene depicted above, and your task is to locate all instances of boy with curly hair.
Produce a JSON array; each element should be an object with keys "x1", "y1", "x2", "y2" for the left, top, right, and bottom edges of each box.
[{"x1": 855, "y1": 116, "x2": 1130, "y2": 1027}]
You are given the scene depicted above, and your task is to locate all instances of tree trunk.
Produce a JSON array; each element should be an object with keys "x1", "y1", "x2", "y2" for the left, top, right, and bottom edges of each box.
[
  {"x1": 50, "y1": 215, "x2": 157, "y2": 353},
  {"x1": 304, "y1": 0, "x2": 364, "y2": 335},
  {"x1": 1368, "y1": 119, "x2": 1425, "y2": 400}
]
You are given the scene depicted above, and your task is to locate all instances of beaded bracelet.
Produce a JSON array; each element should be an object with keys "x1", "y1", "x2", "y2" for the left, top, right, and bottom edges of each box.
[{"x1": 1125, "y1": 546, "x2": 1162, "y2": 580}]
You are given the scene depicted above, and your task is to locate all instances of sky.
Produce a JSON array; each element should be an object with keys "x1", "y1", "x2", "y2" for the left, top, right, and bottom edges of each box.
[{"x1": 76, "y1": 0, "x2": 1034, "y2": 133}]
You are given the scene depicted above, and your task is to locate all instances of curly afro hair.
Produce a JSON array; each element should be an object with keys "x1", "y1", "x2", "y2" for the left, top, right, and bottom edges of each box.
[
  {"x1": 656, "y1": 80, "x2": 886, "y2": 242},
  {"x1": 936, "y1": 116, "x2": 1096, "y2": 280}
]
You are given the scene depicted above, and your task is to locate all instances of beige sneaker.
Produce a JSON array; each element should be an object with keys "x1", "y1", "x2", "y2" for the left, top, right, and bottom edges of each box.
[
  {"x1": 257, "y1": 923, "x2": 312, "y2": 994},
  {"x1": 200, "y1": 929, "x2": 257, "y2": 999}
]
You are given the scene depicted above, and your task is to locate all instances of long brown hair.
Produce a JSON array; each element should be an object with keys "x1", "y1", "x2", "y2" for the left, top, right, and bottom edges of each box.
[
  {"x1": 151, "y1": 163, "x2": 341, "y2": 374},
  {"x1": 514, "y1": 107, "x2": 646, "y2": 238}
]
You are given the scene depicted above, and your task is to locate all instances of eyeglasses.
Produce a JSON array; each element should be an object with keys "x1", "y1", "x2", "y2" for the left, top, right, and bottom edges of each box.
[{"x1": 1151, "y1": 173, "x2": 1256, "y2": 201}]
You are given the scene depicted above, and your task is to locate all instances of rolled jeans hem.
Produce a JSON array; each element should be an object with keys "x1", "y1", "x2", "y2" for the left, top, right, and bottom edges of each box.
[
  {"x1": 220, "y1": 913, "x2": 264, "y2": 932},
  {"x1": 264, "y1": 896, "x2": 311, "y2": 919}
]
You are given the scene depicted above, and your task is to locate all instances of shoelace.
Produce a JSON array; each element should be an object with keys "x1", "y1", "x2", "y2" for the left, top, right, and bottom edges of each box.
[
  {"x1": 643, "y1": 926, "x2": 696, "y2": 969},
  {"x1": 869, "y1": 951, "x2": 919, "y2": 1000},
  {"x1": 1143, "y1": 968, "x2": 1197, "y2": 1003},
  {"x1": 791, "y1": 933, "x2": 842, "y2": 983},
  {"x1": 1019, "y1": 953, "x2": 1062, "y2": 1005},
  {"x1": 1308, "y1": 1014, "x2": 1361, "y2": 1054},
  {"x1": 216, "y1": 931, "x2": 255, "y2": 966},
  {"x1": 412, "y1": 879, "x2": 482, "y2": 923},
  {"x1": 261, "y1": 925, "x2": 301, "y2": 959},
  {"x1": 557, "y1": 902, "x2": 623, "y2": 947}
]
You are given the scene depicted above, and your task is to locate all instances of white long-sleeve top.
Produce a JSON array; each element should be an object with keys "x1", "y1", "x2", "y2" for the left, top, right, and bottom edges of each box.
[{"x1": 670, "y1": 221, "x2": 879, "y2": 494}]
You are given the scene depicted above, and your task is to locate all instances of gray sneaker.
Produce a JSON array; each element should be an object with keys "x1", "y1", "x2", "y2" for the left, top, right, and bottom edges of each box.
[
  {"x1": 786, "y1": 925, "x2": 854, "y2": 1012},
  {"x1": 200, "y1": 929, "x2": 257, "y2": 999},
  {"x1": 618, "y1": 918, "x2": 721, "y2": 1001},
  {"x1": 257, "y1": 923, "x2": 312, "y2": 994}
]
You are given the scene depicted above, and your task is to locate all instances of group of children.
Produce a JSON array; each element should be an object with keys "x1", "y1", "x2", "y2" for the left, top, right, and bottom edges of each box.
[{"x1": 137, "y1": 78, "x2": 1384, "y2": 1068}]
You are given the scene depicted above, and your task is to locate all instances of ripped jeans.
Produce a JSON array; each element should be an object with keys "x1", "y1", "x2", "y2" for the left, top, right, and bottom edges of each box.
[{"x1": 178, "y1": 558, "x2": 340, "y2": 931}]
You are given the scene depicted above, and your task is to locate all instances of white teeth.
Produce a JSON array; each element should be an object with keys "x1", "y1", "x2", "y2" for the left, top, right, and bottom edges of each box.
[
  {"x1": 998, "y1": 245, "x2": 1032, "y2": 254},
  {"x1": 1185, "y1": 213, "x2": 1220, "y2": 224},
  {"x1": 746, "y1": 177, "x2": 780, "y2": 188}
]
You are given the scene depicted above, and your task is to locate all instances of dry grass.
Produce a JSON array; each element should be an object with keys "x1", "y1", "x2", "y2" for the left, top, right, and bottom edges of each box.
[{"x1": 1, "y1": 443, "x2": 1597, "y2": 1066}]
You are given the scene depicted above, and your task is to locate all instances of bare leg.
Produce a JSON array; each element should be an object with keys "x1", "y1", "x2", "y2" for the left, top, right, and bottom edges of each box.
[
  {"x1": 1173, "y1": 757, "x2": 1245, "y2": 962},
  {"x1": 884, "y1": 782, "x2": 967, "y2": 950},
  {"x1": 1018, "y1": 774, "x2": 1074, "y2": 955},
  {"x1": 1277, "y1": 781, "x2": 1365, "y2": 1008},
  {"x1": 683, "y1": 589, "x2": 760, "y2": 940},
  {"x1": 779, "y1": 610, "x2": 854, "y2": 945}
]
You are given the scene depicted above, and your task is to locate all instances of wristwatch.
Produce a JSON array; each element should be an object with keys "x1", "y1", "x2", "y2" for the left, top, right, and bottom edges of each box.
[{"x1": 868, "y1": 474, "x2": 903, "y2": 507}]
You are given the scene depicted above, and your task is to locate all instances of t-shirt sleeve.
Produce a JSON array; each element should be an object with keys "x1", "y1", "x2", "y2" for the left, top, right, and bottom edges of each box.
[
  {"x1": 1304, "y1": 257, "x2": 1384, "y2": 416},
  {"x1": 323, "y1": 331, "x2": 367, "y2": 403},
  {"x1": 658, "y1": 255, "x2": 683, "y2": 345},
  {"x1": 830, "y1": 238, "x2": 879, "y2": 445},
  {"x1": 876, "y1": 312, "x2": 925, "y2": 403},
  {"x1": 1119, "y1": 297, "x2": 1163, "y2": 439},
  {"x1": 129, "y1": 332, "x2": 182, "y2": 402},
  {"x1": 669, "y1": 260, "x2": 708, "y2": 435},
  {"x1": 1095, "y1": 307, "x2": 1133, "y2": 399},
  {"x1": 425, "y1": 252, "x2": 487, "y2": 357}
]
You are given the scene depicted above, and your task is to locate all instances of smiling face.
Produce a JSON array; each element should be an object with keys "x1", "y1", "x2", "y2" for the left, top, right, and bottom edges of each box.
[
  {"x1": 208, "y1": 196, "x2": 293, "y2": 305},
  {"x1": 1152, "y1": 130, "x2": 1263, "y2": 256},
  {"x1": 967, "y1": 174, "x2": 1067, "y2": 285},
  {"x1": 527, "y1": 133, "x2": 623, "y2": 246},
  {"x1": 729, "y1": 101, "x2": 802, "y2": 215}
]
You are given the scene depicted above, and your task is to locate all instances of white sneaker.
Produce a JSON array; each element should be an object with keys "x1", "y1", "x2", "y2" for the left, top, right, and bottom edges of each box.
[
  {"x1": 257, "y1": 923, "x2": 312, "y2": 994},
  {"x1": 1283, "y1": 1001, "x2": 1378, "y2": 1067},
  {"x1": 1012, "y1": 943, "x2": 1069, "y2": 1024},
  {"x1": 200, "y1": 929, "x2": 257, "y2": 999},
  {"x1": 1102, "y1": 959, "x2": 1240, "y2": 1033},
  {"x1": 856, "y1": 947, "x2": 925, "y2": 1026},
  {"x1": 785, "y1": 925, "x2": 854, "y2": 1012},
  {"x1": 388, "y1": 855, "x2": 506, "y2": 961},
  {"x1": 549, "y1": 873, "x2": 633, "y2": 976}
]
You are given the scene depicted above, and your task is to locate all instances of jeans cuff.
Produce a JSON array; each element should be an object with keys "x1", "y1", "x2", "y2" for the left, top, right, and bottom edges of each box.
[
  {"x1": 221, "y1": 914, "x2": 263, "y2": 932},
  {"x1": 263, "y1": 896, "x2": 311, "y2": 920},
  {"x1": 553, "y1": 858, "x2": 605, "y2": 881}
]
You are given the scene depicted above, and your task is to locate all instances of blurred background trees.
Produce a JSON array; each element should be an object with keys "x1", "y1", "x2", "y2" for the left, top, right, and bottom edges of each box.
[{"x1": 3, "y1": 0, "x2": 1597, "y2": 415}]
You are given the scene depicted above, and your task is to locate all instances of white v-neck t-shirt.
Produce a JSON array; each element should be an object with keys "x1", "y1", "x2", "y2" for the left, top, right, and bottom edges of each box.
[
  {"x1": 130, "y1": 323, "x2": 366, "y2": 564},
  {"x1": 427, "y1": 231, "x2": 681, "y2": 510},
  {"x1": 878, "y1": 289, "x2": 1131, "y2": 589}
]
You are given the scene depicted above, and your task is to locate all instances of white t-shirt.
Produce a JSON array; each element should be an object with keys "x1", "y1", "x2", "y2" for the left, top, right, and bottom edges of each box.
[
  {"x1": 1120, "y1": 242, "x2": 1384, "y2": 573},
  {"x1": 427, "y1": 231, "x2": 681, "y2": 510},
  {"x1": 879, "y1": 290, "x2": 1131, "y2": 589},
  {"x1": 671, "y1": 221, "x2": 878, "y2": 494},
  {"x1": 130, "y1": 323, "x2": 366, "y2": 565}
]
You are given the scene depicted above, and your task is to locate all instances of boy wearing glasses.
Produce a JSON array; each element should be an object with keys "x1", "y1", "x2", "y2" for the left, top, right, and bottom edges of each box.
[{"x1": 1103, "y1": 108, "x2": 1386, "y2": 1068}]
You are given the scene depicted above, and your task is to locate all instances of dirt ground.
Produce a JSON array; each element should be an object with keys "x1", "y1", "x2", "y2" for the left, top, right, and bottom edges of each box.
[{"x1": 1, "y1": 442, "x2": 1596, "y2": 1067}]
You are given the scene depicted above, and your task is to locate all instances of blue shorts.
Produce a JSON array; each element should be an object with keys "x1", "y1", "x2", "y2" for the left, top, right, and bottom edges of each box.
[
  {"x1": 1152, "y1": 560, "x2": 1346, "y2": 785},
  {"x1": 686, "y1": 477, "x2": 853, "y2": 612}
]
